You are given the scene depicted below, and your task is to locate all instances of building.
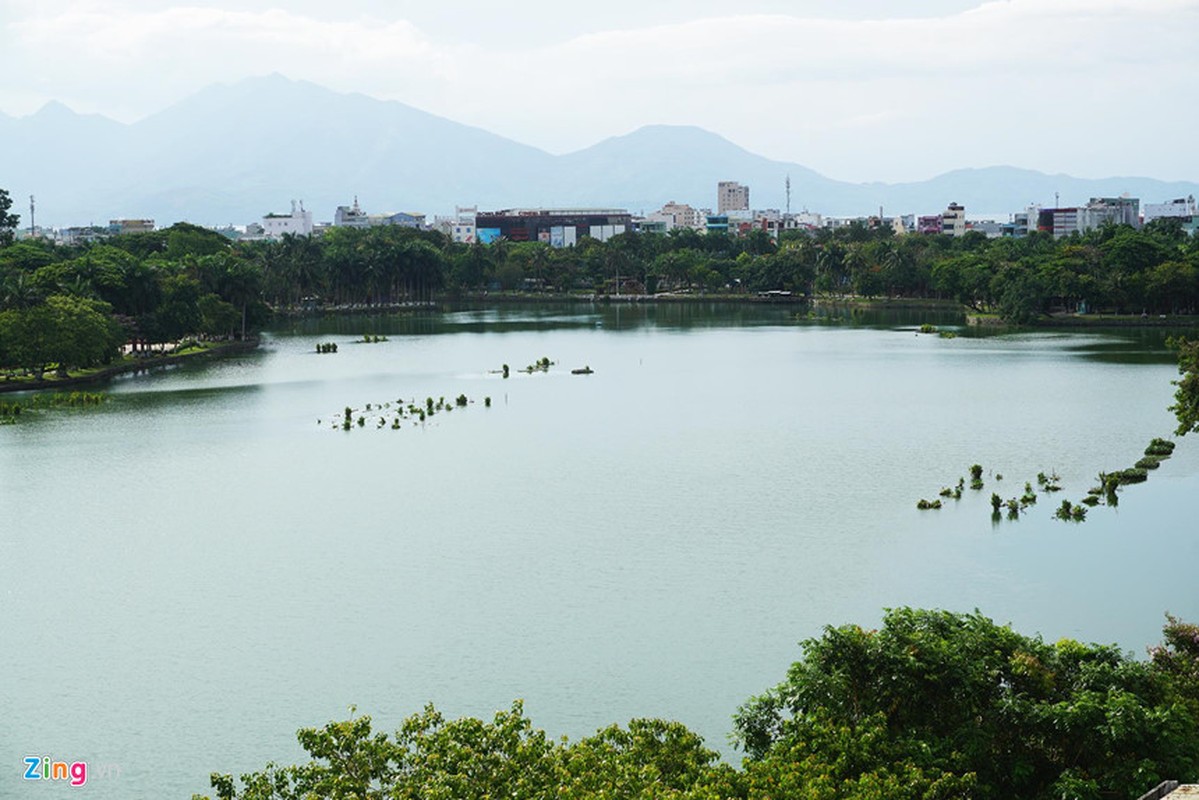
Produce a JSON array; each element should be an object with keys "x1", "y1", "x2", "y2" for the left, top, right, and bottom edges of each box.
[
  {"x1": 1035, "y1": 197, "x2": 1141, "y2": 238},
  {"x1": 941, "y1": 203, "x2": 966, "y2": 237},
  {"x1": 450, "y1": 206, "x2": 477, "y2": 244},
  {"x1": 261, "y1": 200, "x2": 314, "y2": 239},
  {"x1": 57, "y1": 226, "x2": 108, "y2": 246},
  {"x1": 653, "y1": 201, "x2": 704, "y2": 230},
  {"x1": 966, "y1": 220, "x2": 1005, "y2": 238},
  {"x1": 1085, "y1": 196, "x2": 1139, "y2": 229},
  {"x1": 918, "y1": 215, "x2": 942, "y2": 235},
  {"x1": 108, "y1": 219, "x2": 155, "y2": 235},
  {"x1": 997, "y1": 210, "x2": 1035, "y2": 238},
  {"x1": 717, "y1": 181, "x2": 749, "y2": 215},
  {"x1": 783, "y1": 211, "x2": 824, "y2": 231},
  {"x1": 634, "y1": 219, "x2": 669, "y2": 235},
  {"x1": 334, "y1": 197, "x2": 370, "y2": 228},
  {"x1": 1037, "y1": 207, "x2": 1084, "y2": 238},
  {"x1": 380, "y1": 212, "x2": 424, "y2": 229},
  {"x1": 333, "y1": 198, "x2": 425, "y2": 231},
  {"x1": 1144, "y1": 196, "x2": 1197, "y2": 223},
  {"x1": 474, "y1": 208, "x2": 631, "y2": 247},
  {"x1": 705, "y1": 215, "x2": 730, "y2": 235}
]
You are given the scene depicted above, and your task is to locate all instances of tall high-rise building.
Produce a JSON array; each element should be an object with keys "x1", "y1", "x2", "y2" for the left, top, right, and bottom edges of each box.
[{"x1": 717, "y1": 181, "x2": 749, "y2": 214}]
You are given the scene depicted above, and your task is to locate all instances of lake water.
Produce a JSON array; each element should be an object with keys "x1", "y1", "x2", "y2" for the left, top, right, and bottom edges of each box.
[{"x1": 2, "y1": 303, "x2": 1197, "y2": 797}]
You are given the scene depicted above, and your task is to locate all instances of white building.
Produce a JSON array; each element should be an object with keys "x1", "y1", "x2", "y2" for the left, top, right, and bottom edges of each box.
[
  {"x1": 450, "y1": 206, "x2": 477, "y2": 243},
  {"x1": 261, "y1": 200, "x2": 313, "y2": 238},
  {"x1": 1144, "y1": 196, "x2": 1197, "y2": 223},
  {"x1": 784, "y1": 211, "x2": 824, "y2": 230}
]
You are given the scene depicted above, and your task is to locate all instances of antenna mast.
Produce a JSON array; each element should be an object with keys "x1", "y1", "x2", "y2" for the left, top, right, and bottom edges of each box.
[
  {"x1": 29, "y1": 195, "x2": 35, "y2": 238},
  {"x1": 785, "y1": 174, "x2": 791, "y2": 215}
]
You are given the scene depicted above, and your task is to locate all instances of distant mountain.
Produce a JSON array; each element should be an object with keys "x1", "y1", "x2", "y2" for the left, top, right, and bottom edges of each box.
[{"x1": 2, "y1": 75, "x2": 1197, "y2": 227}]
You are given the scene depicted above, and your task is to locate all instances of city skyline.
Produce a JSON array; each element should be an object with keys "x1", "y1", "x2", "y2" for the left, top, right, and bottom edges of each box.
[{"x1": 2, "y1": 0, "x2": 1197, "y2": 184}]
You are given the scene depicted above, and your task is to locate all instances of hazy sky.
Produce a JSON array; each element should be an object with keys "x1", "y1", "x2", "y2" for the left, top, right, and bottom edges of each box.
[{"x1": 2, "y1": 0, "x2": 1196, "y2": 183}]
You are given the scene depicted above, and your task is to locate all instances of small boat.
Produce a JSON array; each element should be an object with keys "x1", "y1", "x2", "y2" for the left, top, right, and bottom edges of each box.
[{"x1": 571, "y1": 366, "x2": 594, "y2": 375}]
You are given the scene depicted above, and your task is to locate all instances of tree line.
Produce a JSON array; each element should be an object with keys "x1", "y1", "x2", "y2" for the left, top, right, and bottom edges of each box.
[
  {"x1": 4, "y1": 182, "x2": 1199, "y2": 377},
  {"x1": 194, "y1": 609, "x2": 1199, "y2": 800}
]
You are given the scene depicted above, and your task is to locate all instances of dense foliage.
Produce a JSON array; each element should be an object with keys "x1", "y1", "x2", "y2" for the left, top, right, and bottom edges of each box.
[
  {"x1": 244, "y1": 220, "x2": 1199, "y2": 321},
  {"x1": 195, "y1": 610, "x2": 1199, "y2": 800},
  {"x1": 0, "y1": 222, "x2": 264, "y2": 377},
  {"x1": 0, "y1": 188, "x2": 20, "y2": 246},
  {"x1": 1170, "y1": 337, "x2": 1199, "y2": 435}
]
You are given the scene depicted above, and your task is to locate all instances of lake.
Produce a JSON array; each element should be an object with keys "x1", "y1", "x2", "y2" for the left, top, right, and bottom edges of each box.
[{"x1": 2, "y1": 302, "x2": 1197, "y2": 797}]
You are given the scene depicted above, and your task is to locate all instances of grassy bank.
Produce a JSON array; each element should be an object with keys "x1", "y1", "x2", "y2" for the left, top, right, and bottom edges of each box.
[{"x1": 0, "y1": 338, "x2": 259, "y2": 395}]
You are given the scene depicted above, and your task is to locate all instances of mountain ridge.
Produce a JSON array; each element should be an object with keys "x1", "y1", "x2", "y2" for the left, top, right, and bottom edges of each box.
[{"x1": 2, "y1": 75, "x2": 1197, "y2": 227}]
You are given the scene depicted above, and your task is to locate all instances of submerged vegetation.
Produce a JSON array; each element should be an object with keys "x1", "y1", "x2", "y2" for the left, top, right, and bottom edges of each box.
[
  {"x1": 196, "y1": 609, "x2": 1199, "y2": 800},
  {"x1": 920, "y1": 435, "x2": 1179, "y2": 524},
  {"x1": 1, "y1": 390, "x2": 107, "y2": 423},
  {"x1": 327, "y1": 392, "x2": 488, "y2": 433}
]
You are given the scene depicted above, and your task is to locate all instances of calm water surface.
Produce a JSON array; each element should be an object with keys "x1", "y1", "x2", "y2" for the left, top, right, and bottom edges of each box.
[{"x1": 2, "y1": 303, "x2": 1197, "y2": 797}]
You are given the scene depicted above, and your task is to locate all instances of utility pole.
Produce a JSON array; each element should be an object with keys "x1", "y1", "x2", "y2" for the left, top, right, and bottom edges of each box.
[{"x1": 29, "y1": 195, "x2": 35, "y2": 238}]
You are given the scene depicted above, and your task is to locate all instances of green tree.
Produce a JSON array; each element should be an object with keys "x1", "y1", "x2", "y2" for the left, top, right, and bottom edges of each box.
[
  {"x1": 734, "y1": 608, "x2": 1199, "y2": 800},
  {"x1": 0, "y1": 188, "x2": 20, "y2": 246},
  {"x1": 0, "y1": 303, "x2": 55, "y2": 377},
  {"x1": 0, "y1": 295, "x2": 122, "y2": 378},
  {"x1": 1169, "y1": 336, "x2": 1199, "y2": 436}
]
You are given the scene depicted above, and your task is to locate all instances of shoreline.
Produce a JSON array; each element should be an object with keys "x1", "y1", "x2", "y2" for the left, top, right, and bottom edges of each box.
[
  {"x1": 0, "y1": 338, "x2": 260, "y2": 395},
  {"x1": 267, "y1": 291, "x2": 1199, "y2": 329}
]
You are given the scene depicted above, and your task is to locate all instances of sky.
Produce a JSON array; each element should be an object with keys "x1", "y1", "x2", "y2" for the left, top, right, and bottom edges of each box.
[{"x1": 1, "y1": 0, "x2": 1197, "y2": 183}]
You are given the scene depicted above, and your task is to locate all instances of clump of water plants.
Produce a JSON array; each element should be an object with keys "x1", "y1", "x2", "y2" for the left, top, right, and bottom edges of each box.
[
  {"x1": 317, "y1": 342, "x2": 338, "y2": 354},
  {"x1": 990, "y1": 493, "x2": 1002, "y2": 513},
  {"x1": 1036, "y1": 471, "x2": 1062, "y2": 492},
  {"x1": 918, "y1": 323, "x2": 938, "y2": 334},
  {"x1": 1145, "y1": 438, "x2": 1176, "y2": 457},
  {"x1": 484, "y1": 396, "x2": 492, "y2": 407},
  {"x1": 1135, "y1": 456, "x2": 1161, "y2": 470},
  {"x1": 360, "y1": 334, "x2": 389, "y2": 343},
  {"x1": 938, "y1": 330, "x2": 958, "y2": 339},
  {"x1": 1020, "y1": 482, "x2": 1038, "y2": 506},
  {"x1": 1054, "y1": 499, "x2": 1087, "y2": 522},
  {"x1": 969, "y1": 464, "x2": 984, "y2": 490},
  {"x1": 523, "y1": 356, "x2": 555, "y2": 374},
  {"x1": 329, "y1": 392, "x2": 492, "y2": 434},
  {"x1": 1114, "y1": 467, "x2": 1148, "y2": 484},
  {"x1": 916, "y1": 498, "x2": 942, "y2": 510},
  {"x1": 1005, "y1": 498, "x2": 1021, "y2": 520}
]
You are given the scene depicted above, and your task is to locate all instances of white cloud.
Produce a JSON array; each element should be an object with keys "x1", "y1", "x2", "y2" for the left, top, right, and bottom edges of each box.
[{"x1": 2, "y1": 0, "x2": 1197, "y2": 181}]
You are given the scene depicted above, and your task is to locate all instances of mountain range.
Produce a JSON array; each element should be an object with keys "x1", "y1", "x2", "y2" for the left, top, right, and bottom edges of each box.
[{"x1": 2, "y1": 74, "x2": 1197, "y2": 229}]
